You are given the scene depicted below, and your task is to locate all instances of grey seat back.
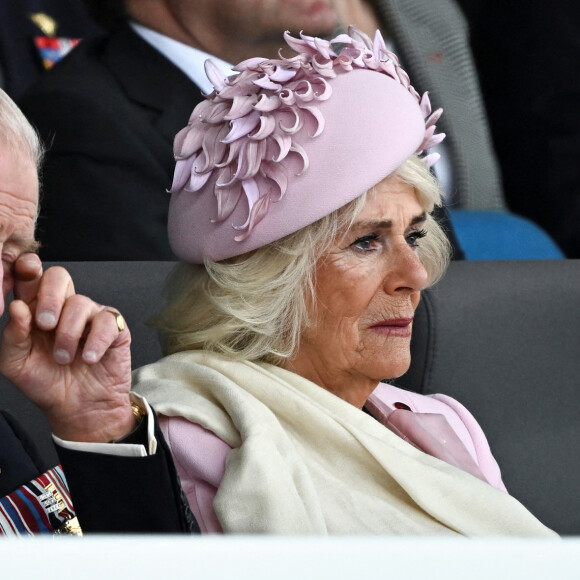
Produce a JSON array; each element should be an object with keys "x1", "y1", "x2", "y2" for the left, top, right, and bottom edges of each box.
[{"x1": 398, "y1": 260, "x2": 580, "y2": 535}]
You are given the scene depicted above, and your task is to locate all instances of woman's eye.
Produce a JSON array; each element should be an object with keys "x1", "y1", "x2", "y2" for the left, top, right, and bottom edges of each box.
[
  {"x1": 406, "y1": 228, "x2": 427, "y2": 248},
  {"x1": 351, "y1": 234, "x2": 380, "y2": 252}
]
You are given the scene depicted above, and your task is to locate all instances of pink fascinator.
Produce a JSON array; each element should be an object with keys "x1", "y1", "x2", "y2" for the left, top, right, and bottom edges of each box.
[{"x1": 169, "y1": 27, "x2": 444, "y2": 263}]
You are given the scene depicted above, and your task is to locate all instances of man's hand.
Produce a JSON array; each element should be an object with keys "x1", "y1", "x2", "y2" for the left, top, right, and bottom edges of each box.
[{"x1": 0, "y1": 254, "x2": 136, "y2": 442}]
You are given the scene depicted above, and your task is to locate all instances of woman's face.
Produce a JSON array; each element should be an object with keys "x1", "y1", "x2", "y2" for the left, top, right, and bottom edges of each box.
[{"x1": 288, "y1": 173, "x2": 429, "y2": 407}]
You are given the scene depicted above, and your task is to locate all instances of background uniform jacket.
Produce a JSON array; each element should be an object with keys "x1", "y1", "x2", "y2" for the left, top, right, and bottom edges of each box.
[{"x1": 19, "y1": 24, "x2": 205, "y2": 260}]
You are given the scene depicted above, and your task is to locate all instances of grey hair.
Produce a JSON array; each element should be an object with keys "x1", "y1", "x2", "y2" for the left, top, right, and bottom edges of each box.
[
  {"x1": 155, "y1": 155, "x2": 451, "y2": 364},
  {"x1": 0, "y1": 89, "x2": 44, "y2": 170}
]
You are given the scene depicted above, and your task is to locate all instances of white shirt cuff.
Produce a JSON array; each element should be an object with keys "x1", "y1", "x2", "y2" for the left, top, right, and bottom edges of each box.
[{"x1": 52, "y1": 393, "x2": 157, "y2": 457}]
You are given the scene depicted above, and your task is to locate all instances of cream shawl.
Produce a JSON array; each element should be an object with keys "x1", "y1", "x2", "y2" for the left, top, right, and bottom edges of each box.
[{"x1": 133, "y1": 351, "x2": 556, "y2": 537}]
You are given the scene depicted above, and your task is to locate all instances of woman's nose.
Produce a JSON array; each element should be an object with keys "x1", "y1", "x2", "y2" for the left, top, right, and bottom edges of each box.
[{"x1": 383, "y1": 243, "x2": 429, "y2": 294}]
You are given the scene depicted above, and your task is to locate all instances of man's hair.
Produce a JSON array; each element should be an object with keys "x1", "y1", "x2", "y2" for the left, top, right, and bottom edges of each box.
[
  {"x1": 83, "y1": 0, "x2": 128, "y2": 31},
  {"x1": 155, "y1": 155, "x2": 451, "y2": 365},
  {"x1": 0, "y1": 89, "x2": 43, "y2": 169}
]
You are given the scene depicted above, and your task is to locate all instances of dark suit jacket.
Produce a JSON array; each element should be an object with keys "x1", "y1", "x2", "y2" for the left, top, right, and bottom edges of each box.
[
  {"x1": 0, "y1": 0, "x2": 101, "y2": 98},
  {"x1": 1, "y1": 409, "x2": 197, "y2": 533},
  {"x1": 19, "y1": 25, "x2": 205, "y2": 260}
]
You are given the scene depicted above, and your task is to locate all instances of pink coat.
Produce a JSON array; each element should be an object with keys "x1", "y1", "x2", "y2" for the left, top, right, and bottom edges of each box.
[{"x1": 159, "y1": 383, "x2": 506, "y2": 533}]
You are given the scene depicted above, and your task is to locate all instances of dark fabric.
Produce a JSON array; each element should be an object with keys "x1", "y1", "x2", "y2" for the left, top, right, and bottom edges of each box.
[
  {"x1": 0, "y1": 0, "x2": 101, "y2": 98},
  {"x1": 0, "y1": 411, "x2": 50, "y2": 497},
  {"x1": 397, "y1": 259, "x2": 580, "y2": 535},
  {"x1": 18, "y1": 25, "x2": 205, "y2": 261},
  {"x1": 457, "y1": 0, "x2": 580, "y2": 257},
  {"x1": 56, "y1": 409, "x2": 199, "y2": 533}
]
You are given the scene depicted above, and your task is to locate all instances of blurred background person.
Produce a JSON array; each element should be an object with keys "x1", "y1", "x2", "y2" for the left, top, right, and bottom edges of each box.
[{"x1": 17, "y1": 0, "x2": 487, "y2": 261}]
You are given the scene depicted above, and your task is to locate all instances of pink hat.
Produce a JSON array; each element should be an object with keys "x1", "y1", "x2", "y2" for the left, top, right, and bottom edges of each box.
[{"x1": 168, "y1": 27, "x2": 444, "y2": 263}]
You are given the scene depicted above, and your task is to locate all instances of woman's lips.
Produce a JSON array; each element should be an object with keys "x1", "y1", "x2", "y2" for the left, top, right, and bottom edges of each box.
[{"x1": 370, "y1": 317, "x2": 414, "y2": 337}]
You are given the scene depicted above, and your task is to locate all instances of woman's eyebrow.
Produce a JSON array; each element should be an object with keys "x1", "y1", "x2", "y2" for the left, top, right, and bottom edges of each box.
[{"x1": 353, "y1": 212, "x2": 427, "y2": 230}]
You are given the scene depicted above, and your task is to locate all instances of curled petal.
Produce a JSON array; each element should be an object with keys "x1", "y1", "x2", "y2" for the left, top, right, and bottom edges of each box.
[
  {"x1": 279, "y1": 89, "x2": 297, "y2": 106},
  {"x1": 222, "y1": 110, "x2": 261, "y2": 143},
  {"x1": 289, "y1": 142, "x2": 309, "y2": 174},
  {"x1": 186, "y1": 154, "x2": 212, "y2": 192},
  {"x1": 272, "y1": 133, "x2": 292, "y2": 162},
  {"x1": 174, "y1": 125, "x2": 204, "y2": 159},
  {"x1": 198, "y1": 101, "x2": 231, "y2": 124},
  {"x1": 293, "y1": 80, "x2": 315, "y2": 101},
  {"x1": 421, "y1": 131, "x2": 446, "y2": 151},
  {"x1": 233, "y1": 57, "x2": 269, "y2": 72},
  {"x1": 233, "y1": 187, "x2": 271, "y2": 240},
  {"x1": 311, "y1": 54, "x2": 337, "y2": 77},
  {"x1": 213, "y1": 169, "x2": 242, "y2": 222},
  {"x1": 372, "y1": 29, "x2": 388, "y2": 61},
  {"x1": 254, "y1": 93, "x2": 281, "y2": 112},
  {"x1": 421, "y1": 152, "x2": 441, "y2": 169},
  {"x1": 346, "y1": 26, "x2": 373, "y2": 49},
  {"x1": 269, "y1": 66, "x2": 297, "y2": 83},
  {"x1": 232, "y1": 178, "x2": 260, "y2": 232},
  {"x1": 204, "y1": 59, "x2": 227, "y2": 91},
  {"x1": 312, "y1": 78, "x2": 332, "y2": 100},
  {"x1": 261, "y1": 161, "x2": 288, "y2": 200},
  {"x1": 283, "y1": 30, "x2": 318, "y2": 56},
  {"x1": 420, "y1": 92, "x2": 432, "y2": 118},
  {"x1": 169, "y1": 155, "x2": 196, "y2": 193},
  {"x1": 298, "y1": 105, "x2": 325, "y2": 137},
  {"x1": 225, "y1": 95, "x2": 258, "y2": 120},
  {"x1": 200, "y1": 125, "x2": 229, "y2": 170},
  {"x1": 425, "y1": 107, "x2": 443, "y2": 129},
  {"x1": 253, "y1": 74, "x2": 281, "y2": 91},
  {"x1": 279, "y1": 108, "x2": 303, "y2": 134},
  {"x1": 249, "y1": 114, "x2": 276, "y2": 140}
]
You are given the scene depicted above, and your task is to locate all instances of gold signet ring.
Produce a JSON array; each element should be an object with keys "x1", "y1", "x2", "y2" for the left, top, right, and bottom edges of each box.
[{"x1": 106, "y1": 310, "x2": 126, "y2": 332}]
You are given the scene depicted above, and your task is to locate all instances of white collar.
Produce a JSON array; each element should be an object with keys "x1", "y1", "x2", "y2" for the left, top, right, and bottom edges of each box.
[{"x1": 130, "y1": 21, "x2": 235, "y2": 94}]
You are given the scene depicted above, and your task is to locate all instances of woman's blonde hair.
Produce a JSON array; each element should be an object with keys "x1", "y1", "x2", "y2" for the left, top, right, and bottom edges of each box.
[{"x1": 156, "y1": 155, "x2": 451, "y2": 364}]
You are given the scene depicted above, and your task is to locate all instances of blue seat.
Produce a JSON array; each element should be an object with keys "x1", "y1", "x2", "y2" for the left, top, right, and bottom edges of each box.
[{"x1": 449, "y1": 209, "x2": 564, "y2": 259}]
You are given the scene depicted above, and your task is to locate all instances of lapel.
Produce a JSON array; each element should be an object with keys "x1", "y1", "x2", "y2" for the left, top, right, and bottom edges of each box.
[{"x1": 102, "y1": 25, "x2": 205, "y2": 145}]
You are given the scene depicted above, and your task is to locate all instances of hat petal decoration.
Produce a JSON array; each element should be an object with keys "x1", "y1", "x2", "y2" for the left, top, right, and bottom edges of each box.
[
  {"x1": 289, "y1": 142, "x2": 309, "y2": 175},
  {"x1": 169, "y1": 155, "x2": 196, "y2": 193},
  {"x1": 420, "y1": 92, "x2": 432, "y2": 118},
  {"x1": 233, "y1": 57, "x2": 269, "y2": 72},
  {"x1": 174, "y1": 124, "x2": 204, "y2": 159},
  {"x1": 224, "y1": 95, "x2": 258, "y2": 120},
  {"x1": 248, "y1": 114, "x2": 277, "y2": 140},
  {"x1": 272, "y1": 133, "x2": 292, "y2": 162},
  {"x1": 422, "y1": 151, "x2": 441, "y2": 169},
  {"x1": 269, "y1": 66, "x2": 297, "y2": 83},
  {"x1": 222, "y1": 110, "x2": 261, "y2": 143},
  {"x1": 254, "y1": 93, "x2": 282, "y2": 112},
  {"x1": 233, "y1": 189, "x2": 272, "y2": 241},
  {"x1": 278, "y1": 108, "x2": 303, "y2": 134},
  {"x1": 170, "y1": 27, "x2": 445, "y2": 249},
  {"x1": 297, "y1": 105, "x2": 325, "y2": 138},
  {"x1": 204, "y1": 59, "x2": 227, "y2": 91},
  {"x1": 425, "y1": 107, "x2": 443, "y2": 129}
]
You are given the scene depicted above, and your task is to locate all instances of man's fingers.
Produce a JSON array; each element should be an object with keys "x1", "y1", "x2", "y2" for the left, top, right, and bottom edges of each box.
[
  {"x1": 12, "y1": 253, "x2": 43, "y2": 305},
  {"x1": 51, "y1": 294, "x2": 101, "y2": 364},
  {"x1": 81, "y1": 308, "x2": 130, "y2": 364},
  {"x1": 34, "y1": 266, "x2": 76, "y2": 330},
  {"x1": 0, "y1": 300, "x2": 34, "y2": 375}
]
